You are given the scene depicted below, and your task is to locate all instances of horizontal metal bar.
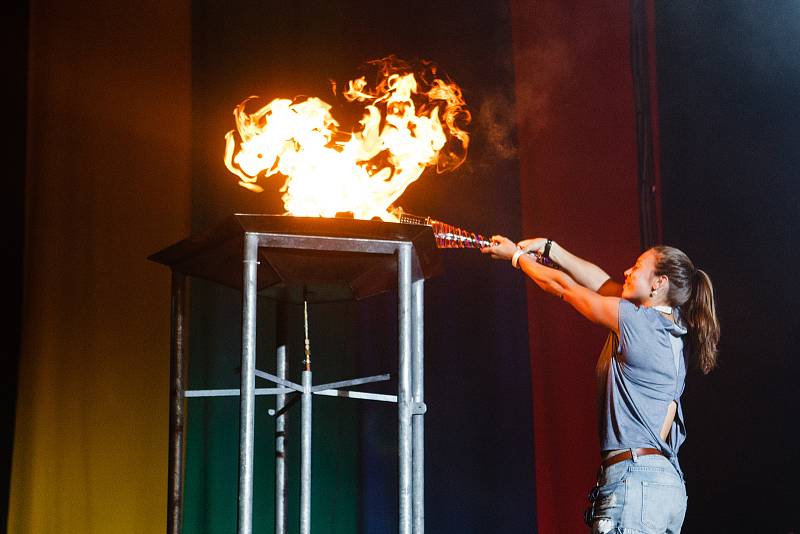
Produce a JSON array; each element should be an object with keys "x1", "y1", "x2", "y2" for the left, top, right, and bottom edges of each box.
[
  {"x1": 255, "y1": 370, "x2": 304, "y2": 393},
  {"x1": 257, "y1": 234, "x2": 401, "y2": 255},
  {"x1": 313, "y1": 389, "x2": 398, "y2": 403},
  {"x1": 310, "y1": 373, "x2": 391, "y2": 393},
  {"x1": 186, "y1": 388, "x2": 293, "y2": 398},
  {"x1": 268, "y1": 392, "x2": 300, "y2": 418}
]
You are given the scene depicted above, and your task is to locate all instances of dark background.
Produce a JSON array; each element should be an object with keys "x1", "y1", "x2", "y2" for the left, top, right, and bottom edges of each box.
[
  {"x1": 3, "y1": 2, "x2": 30, "y2": 531},
  {"x1": 4, "y1": 1, "x2": 800, "y2": 532},
  {"x1": 657, "y1": 3, "x2": 800, "y2": 532}
]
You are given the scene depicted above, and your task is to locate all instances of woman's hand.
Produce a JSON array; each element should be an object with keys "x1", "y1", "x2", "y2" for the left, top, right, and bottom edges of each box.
[
  {"x1": 481, "y1": 235, "x2": 518, "y2": 261},
  {"x1": 517, "y1": 237, "x2": 548, "y2": 255}
]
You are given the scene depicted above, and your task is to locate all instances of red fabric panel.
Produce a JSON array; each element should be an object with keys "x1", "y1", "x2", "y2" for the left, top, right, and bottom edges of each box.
[{"x1": 510, "y1": 2, "x2": 652, "y2": 531}]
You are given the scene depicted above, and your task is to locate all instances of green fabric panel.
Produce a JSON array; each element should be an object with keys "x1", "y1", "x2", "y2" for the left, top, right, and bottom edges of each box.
[{"x1": 183, "y1": 280, "x2": 360, "y2": 533}]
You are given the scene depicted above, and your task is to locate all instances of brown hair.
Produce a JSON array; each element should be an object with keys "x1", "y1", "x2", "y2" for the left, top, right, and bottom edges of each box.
[{"x1": 651, "y1": 246, "x2": 720, "y2": 374}]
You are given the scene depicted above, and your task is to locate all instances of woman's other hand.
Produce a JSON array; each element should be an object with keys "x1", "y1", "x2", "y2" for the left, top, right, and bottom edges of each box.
[
  {"x1": 481, "y1": 235, "x2": 517, "y2": 260},
  {"x1": 517, "y1": 237, "x2": 548, "y2": 254}
]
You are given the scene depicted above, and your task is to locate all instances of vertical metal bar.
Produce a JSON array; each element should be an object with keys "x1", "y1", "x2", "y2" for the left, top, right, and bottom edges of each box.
[
  {"x1": 411, "y1": 277, "x2": 425, "y2": 534},
  {"x1": 275, "y1": 336, "x2": 288, "y2": 534},
  {"x1": 275, "y1": 302, "x2": 289, "y2": 534},
  {"x1": 300, "y1": 369, "x2": 313, "y2": 534},
  {"x1": 168, "y1": 270, "x2": 187, "y2": 534},
  {"x1": 238, "y1": 233, "x2": 259, "y2": 534},
  {"x1": 397, "y1": 244, "x2": 413, "y2": 534}
]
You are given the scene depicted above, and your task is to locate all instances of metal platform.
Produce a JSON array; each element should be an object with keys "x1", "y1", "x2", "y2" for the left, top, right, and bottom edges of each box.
[
  {"x1": 149, "y1": 214, "x2": 438, "y2": 534},
  {"x1": 149, "y1": 214, "x2": 442, "y2": 302}
]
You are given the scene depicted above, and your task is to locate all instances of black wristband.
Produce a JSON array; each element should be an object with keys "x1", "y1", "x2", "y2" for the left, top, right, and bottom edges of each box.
[{"x1": 543, "y1": 239, "x2": 553, "y2": 259}]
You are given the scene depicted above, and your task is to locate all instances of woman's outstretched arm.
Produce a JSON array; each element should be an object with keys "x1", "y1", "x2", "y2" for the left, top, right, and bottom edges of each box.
[
  {"x1": 518, "y1": 254, "x2": 620, "y2": 334},
  {"x1": 482, "y1": 236, "x2": 620, "y2": 333},
  {"x1": 517, "y1": 238, "x2": 623, "y2": 296}
]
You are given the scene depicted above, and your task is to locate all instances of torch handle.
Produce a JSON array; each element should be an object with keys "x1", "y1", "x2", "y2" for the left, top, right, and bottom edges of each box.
[{"x1": 397, "y1": 210, "x2": 562, "y2": 269}]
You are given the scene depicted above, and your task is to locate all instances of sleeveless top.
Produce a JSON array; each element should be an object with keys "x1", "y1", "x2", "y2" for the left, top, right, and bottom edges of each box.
[{"x1": 597, "y1": 299, "x2": 688, "y2": 476}]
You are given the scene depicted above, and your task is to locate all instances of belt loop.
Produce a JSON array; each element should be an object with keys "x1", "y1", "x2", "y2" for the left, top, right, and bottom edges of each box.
[{"x1": 630, "y1": 448, "x2": 638, "y2": 463}]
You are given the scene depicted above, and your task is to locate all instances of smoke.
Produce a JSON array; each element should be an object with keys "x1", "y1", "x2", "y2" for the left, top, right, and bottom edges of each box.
[
  {"x1": 463, "y1": 31, "x2": 576, "y2": 169},
  {"x1": 466, "y1": 36, "x2": 574, "y2": 167},
  {"x1": 513, "y1": 38, "x2": 573, "y2": 138},
  {"x1": 476, "y1": 90, "x2": 518, "y2": 161}
]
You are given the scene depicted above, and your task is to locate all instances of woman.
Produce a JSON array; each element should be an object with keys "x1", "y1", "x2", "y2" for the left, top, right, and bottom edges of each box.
[{"x1": 481, "y1": 236, "x2": 720, "y2": 534}]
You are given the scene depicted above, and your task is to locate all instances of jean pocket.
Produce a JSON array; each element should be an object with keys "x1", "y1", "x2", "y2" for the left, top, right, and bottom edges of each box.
[
  {"x1": 641, "y1": 481, "x2": 684, "y2": 531},
  {"x1": 599, "y1": 463, "x2": 630, "y2": 486}
]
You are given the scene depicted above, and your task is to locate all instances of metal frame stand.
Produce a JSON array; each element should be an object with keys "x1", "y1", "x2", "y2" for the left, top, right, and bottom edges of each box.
[{"x1": 166, "y1": 231, "x2": 427, "y2": 534}]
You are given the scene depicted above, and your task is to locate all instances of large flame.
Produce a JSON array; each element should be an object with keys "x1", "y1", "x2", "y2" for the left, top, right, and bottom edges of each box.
[{"x1": 224, "y1": 56, "x2": 470, "y2": 221}]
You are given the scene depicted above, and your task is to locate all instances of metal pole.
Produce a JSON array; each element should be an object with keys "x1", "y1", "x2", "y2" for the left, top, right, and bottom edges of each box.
[
  {"x1": 300, "y1": 291, "x2": 313, "y2": 534},
  {"x1": 275, "y1": 308, "x2": 288, "y2": 534},
  {"x1": 411, "y1": 277, "x2": 425, "y2": 534},
  {"x1": 168, "y1": 270, "x2": 187, "y2": 534},
  {"x1": 300, "y1": 369, "x2": 313, "y2": 534},
  {"x1": 275, "y1": 301, "x2": 289, "y2": 534},
  {"x1": 238, "y1": 233, "x2": 259, "y2": 534},
  {"x1": 397, "y1": 244, "x2": 413, "y2": 534}
]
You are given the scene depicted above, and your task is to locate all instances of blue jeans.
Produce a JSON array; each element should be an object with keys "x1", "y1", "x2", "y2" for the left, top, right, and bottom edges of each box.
[{"x1": 585, "y1": 453, "x2": 688, "y2": 533}]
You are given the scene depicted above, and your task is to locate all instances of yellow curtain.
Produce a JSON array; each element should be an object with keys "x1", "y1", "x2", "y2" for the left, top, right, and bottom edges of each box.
[{"x1": 8, "y1": 1, "x2": 191, "y2": 532}]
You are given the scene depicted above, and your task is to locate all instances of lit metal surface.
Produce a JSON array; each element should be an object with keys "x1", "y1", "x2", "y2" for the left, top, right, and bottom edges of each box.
[
  {"x1": 238, "y1": 233, "x2": 259, "y2": 534},
  {"x1": 313, "y1": 390, "x2": 398, "y2": 402},
  {"x1": 255, "y1": 369, "x2": 305, "y2": 393},
  {"x1": 310, "y1": 373, "x2": 390, "y2": 392},
  {"x1": 148, "y1": 214, "x2": 441, "y2": 301},
  {"x1": 398, "y1": 243, "x2": 413, "y2": 534},
  {"x1": 184, "y1": 388, "x2": 292, "y2": 398},
  {"x1": 152, "y1": 215, "x2": 438, "y2": 534},
  {"x1": 276, "y1": 342, "x2": 288, "y2": 534},
  {"x1": 412, "y1": 278, "x2": 425, "y2": 533},
  {"x1": 167, "y1": 271, "x2": 187, "y2": 534},
  {"x1": 300, "y1": 370, "x2": 313, "y2": 534}
]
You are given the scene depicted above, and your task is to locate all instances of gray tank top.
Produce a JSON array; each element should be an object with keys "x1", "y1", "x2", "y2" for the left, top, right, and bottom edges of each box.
[{"x1": 597, "y1": 299, "x2": 688, "y2": 476}]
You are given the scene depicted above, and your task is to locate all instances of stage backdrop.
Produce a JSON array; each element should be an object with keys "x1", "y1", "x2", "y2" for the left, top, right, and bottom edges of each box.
[
  {"x1": 7, "y1": 0, "x2": 656, "y2": 531},
  {"x1": 7, "y1": 1, "x2": 191, "y2": 532},
  {"x1": 656, "y1": 3, "x2": 800, "y2": 531},
  {"x1": 187, "y1": 1, "x2": 535, "y2": 532},
  {"x1": 9, "y1": 1, "x2": 537, "y2": 533},
  {"x1": 511, "y1": 1, "x2": 654, "y2": 531}
]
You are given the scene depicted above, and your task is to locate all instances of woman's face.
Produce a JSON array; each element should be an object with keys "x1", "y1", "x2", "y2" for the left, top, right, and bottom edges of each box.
[{"x1": 622, "y1": 250, "x2": 659, "y2": 301}]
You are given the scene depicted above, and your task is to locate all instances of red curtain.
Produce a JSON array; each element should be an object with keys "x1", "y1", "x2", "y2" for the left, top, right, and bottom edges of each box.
[{"x1": 510, "y1": 2, "x2": 658, "y2": 531}]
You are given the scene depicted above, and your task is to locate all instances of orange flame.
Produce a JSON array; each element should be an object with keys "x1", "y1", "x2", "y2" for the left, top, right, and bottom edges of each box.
[{"x1": 224, "y1": 56, "x2": 470, "y2": 221}]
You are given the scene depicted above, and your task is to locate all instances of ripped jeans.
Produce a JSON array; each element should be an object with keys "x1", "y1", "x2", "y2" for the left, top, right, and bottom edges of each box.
[{"x1": 584, "y1": 453, "x2": 687, "y2": 534}]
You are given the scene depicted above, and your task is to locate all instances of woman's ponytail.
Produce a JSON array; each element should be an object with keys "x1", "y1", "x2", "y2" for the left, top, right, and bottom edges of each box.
[
  {"x1": 684, "y1": 269, "x2": 720, "y2": 374},
  {"x1": 652, "y1": 246, "x2": 720, "y2": 374}
]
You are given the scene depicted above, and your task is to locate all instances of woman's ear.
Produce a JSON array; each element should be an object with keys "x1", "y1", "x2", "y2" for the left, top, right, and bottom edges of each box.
[{"x1": 659, "y1": 274, "x2": 669, "y2": 290}]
